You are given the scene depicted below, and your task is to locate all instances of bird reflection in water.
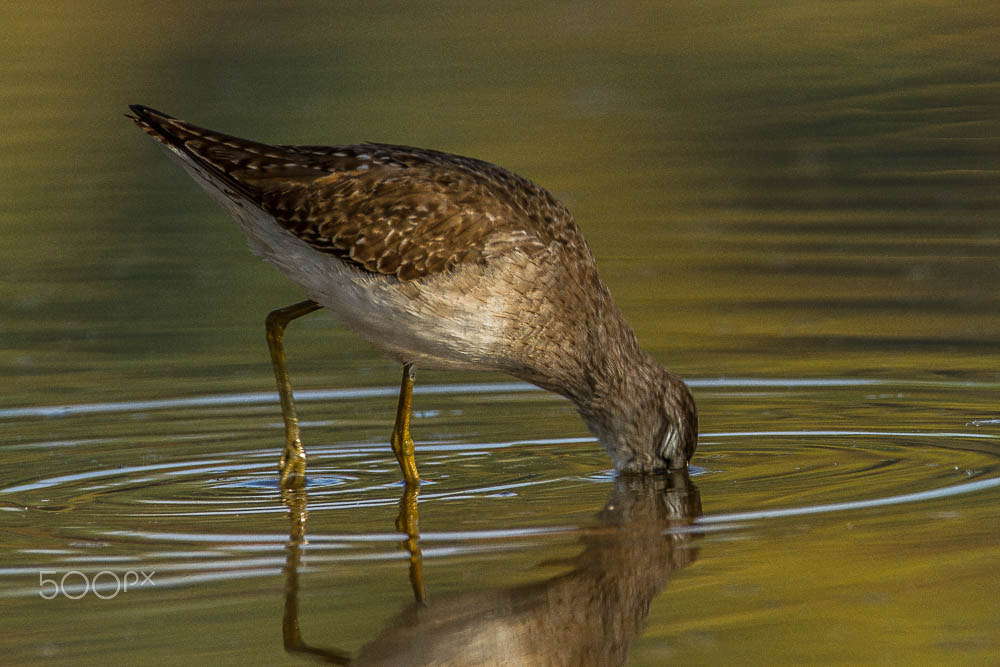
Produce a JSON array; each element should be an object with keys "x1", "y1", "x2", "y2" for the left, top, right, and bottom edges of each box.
[{"x1": 281, "y1": 470, "x2": 701, "y2": 665}]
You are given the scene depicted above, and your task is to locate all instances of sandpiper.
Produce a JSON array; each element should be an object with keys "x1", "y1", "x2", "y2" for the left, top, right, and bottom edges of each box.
[{"x1": 128, "y1": 105, "x2": 697, "y2": 488}]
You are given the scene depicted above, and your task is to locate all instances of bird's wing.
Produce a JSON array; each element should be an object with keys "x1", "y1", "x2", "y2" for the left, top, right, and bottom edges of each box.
[{"x1": 129, "y1": 105, "x2": 572, "y2": 281}]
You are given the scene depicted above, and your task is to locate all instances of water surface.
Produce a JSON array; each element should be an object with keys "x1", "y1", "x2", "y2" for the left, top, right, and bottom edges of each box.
[{"x1": 2, "y1": 1, "x2": 998, "y2": 663}]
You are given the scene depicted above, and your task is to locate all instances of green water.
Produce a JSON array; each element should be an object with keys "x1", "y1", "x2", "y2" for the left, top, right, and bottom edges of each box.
[{"x1": 2, "y1": 1, "x2": 999, "y2": 664}]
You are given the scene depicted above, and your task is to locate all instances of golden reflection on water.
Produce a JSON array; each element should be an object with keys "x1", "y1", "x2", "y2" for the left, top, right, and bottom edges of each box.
[
  {"x1": 0, "y1": 380, "x2": 997, "y2": 663},
  {"x1": 281, "y1": 472, "x2": 700, "y2": 665},
  {"x1": 1, "y1": 0, "x2": 999, "y2": 663}
]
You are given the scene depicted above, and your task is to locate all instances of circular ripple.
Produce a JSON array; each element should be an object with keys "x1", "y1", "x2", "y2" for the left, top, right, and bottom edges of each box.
[{"x1": 0, "y1": 378, "x2": 997, "y2": 597}]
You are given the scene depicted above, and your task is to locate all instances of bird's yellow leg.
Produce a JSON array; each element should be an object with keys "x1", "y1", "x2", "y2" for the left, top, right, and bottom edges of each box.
[
  {"x1": 265, "y1": 300, "x2": 323, "y2": 489},
  {"x1": 390, "y1": 363, "x2": 424, "y2": 601},
  {"x1": 390, "y1": 363, "x2": 421, "y2": 485}
]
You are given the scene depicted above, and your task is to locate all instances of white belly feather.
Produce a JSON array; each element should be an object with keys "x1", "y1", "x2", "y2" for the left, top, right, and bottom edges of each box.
[{"x1": 159, "y1": 144, "x2": 515, "y2": 371}]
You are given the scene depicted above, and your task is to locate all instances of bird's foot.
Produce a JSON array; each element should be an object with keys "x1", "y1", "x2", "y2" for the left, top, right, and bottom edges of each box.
[{"x1": 279, "y1": 440, "x2": 307, "y2": 490}]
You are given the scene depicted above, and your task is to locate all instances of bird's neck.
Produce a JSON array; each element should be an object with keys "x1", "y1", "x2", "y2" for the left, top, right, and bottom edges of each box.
[{"x1": 576, "y1": 335, "x2": 663, "y2": 434}]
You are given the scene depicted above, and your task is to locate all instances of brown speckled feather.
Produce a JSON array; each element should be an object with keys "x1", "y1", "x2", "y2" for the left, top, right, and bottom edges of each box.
[{"x1": 128, "y1": 105, "x2": 577, "y2": 281}]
